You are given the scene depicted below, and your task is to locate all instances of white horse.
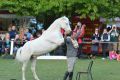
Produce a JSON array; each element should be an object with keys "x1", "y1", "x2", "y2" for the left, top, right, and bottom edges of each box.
[{"x1": 16, "y1": 16, "x2": 71, "y2": 80}]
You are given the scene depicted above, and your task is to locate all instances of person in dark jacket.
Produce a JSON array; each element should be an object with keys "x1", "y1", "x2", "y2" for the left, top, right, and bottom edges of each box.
[
  {"x1": 91, "y1": 28, "x2": 101, "y2": 59},
  {"x1": 9, "y1": 25, "x2": 17, "y2": 39},
  {"x1": 63, "y1": 31, "x2": 80, "y2": 80},
  {"x1": 101, "y1": 28, "x2": 110, "y2": 60}
]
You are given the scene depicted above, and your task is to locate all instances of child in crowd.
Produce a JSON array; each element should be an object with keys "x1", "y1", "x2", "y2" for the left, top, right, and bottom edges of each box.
[
  {"x1": 109, "y1": 51, "x2": 117, "y2": 60},
  {"x1": 109, "y1": 50, "x2": 120, "y2": 61}
]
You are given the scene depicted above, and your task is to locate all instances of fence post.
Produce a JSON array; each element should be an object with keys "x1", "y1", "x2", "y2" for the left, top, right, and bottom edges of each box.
[{"x1": 10, "y1": 39, "x2": 14, "y2": 55}]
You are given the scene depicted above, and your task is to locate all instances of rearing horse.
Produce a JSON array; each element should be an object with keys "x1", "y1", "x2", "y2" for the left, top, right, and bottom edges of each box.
[{"x1": 16, "y1": 16, "x2": 71, "y2": 80}]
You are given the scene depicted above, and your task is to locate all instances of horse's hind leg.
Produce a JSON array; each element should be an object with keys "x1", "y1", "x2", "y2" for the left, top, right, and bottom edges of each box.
[
  {"x1": 31, "y1": 56, "x2": 40, "y2": 80},
  {"x1": 22, "y1": 61, "x2": 28, "y2": 80}
]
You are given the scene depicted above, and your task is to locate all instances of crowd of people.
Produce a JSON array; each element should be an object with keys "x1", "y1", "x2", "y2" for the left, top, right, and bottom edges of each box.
[
  {"x1": 0, "y1": 25, "x2": 43, "y2": 56},
  {"x1": 0, "y1": 21, "x2": 120, "y2": 80},
  {"x1": 91, "y1": 24, "x2": 120, "y2": 60},
  {"x1": 0, "y1": 22, "x2": 120, "y2": 61}
]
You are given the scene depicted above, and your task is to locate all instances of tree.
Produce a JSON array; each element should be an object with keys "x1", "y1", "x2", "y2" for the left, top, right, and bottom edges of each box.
[{"x1": 0, "y1": 0, "x2": 120, "y2": 21}]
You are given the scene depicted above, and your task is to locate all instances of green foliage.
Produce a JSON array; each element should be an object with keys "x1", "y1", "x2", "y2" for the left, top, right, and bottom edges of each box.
[{"x1": 0, "y1": 0, "x2": 120, "y2": 20}]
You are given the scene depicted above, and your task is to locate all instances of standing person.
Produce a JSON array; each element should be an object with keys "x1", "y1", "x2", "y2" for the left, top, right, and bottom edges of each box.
[
  {"x1": 91, "y1": 28, "x2": 101, "y2": 59},
  {"x1": 63, "y1": 31, "x2": 80, "y2": 80},
  {"x1": 118, "y1": 35, "x2": 120, "y2": 53},
  {"x1": 109, "y1": 25, "x2": 119, "y2": 53},
  {"x1": 73, "y1": 22, "x2": 86, "y2": 58},
  {"x1": 101, "y1": 28, "x2": 110, "y2": 60}
]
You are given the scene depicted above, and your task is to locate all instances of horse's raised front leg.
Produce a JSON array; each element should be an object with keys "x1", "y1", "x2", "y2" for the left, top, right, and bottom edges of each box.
[
  {"x1": 22, "y1": 61, "x2": 28, "y2": 80},
  {"x1": 31, "y1": 57, "x2": 40, "y2": 80}
]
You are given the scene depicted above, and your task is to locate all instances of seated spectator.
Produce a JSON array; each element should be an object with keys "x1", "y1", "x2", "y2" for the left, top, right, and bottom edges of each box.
[
  {"x1": 36, "y1": 32, "x2": 42, "y2": 38},
  {"x1": 3, "y1": 33, "x2": 11, "y2": 55},
  {"x1": 117, "y1": 54, "x2": 120, "y2": 61},
  {"x1": 0, "y1": 34, "x2": 3, "y2": 56},
  {"x1": 25, "y1": 28, "x2": 32, "y2": 41},
  {"x1": 13, "y1": 34, "x2": 22, "y2": 53},
  {"x1": 22, "y1": 34, "x2": 28, "y2": 45},
  {"x1": 9, "y1": 25, "x2": 17, "y2": 39},
  {"x1": 109, "y1": 51, "x2": 117, "y2": 60},
  {"x1": 30, "y1": 34, "x2": 34, "y2": 41}
]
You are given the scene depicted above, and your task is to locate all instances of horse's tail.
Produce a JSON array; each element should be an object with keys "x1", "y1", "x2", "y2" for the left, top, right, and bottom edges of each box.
[
  {"x1": 15, "y1": 47, "x2": 23, "y2": 62},
  {"x1": 15, "y1": 42, "x2": 32, "y2": 62}
]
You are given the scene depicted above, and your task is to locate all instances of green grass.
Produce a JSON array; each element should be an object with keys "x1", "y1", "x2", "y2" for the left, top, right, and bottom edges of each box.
[{"x1": 0, "y1": 57, "x2": 120, "y2": 80}]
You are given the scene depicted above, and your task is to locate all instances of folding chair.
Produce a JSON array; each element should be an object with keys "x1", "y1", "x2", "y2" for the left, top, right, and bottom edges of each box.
[{"x1": 76, "y1": 60, "x2": 93, "y2": 80}]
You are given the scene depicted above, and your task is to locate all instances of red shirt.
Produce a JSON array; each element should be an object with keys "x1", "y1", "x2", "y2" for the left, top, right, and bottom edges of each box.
[{"x1": 73, "y1": 26, "x2": 85, "y2": 44}]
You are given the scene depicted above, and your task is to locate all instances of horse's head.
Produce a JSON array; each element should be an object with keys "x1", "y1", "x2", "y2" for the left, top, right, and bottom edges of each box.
[{"x1": 58, "y1": 16, "x2": 71, "y2": 34}]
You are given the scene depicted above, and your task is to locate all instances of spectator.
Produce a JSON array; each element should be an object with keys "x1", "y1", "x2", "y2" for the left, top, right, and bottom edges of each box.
[
  {"x1": 0, "y1": 34, "x2": 3, "y2": 56},
  {"x1": 91, "y1": 28, "x2": 101, "y2": 59},
  {"x1": 109, "y1": 25, "x2": 119, "y2": 53},
  {"x1": 101, "y1": 28, "x2": 110, "y2": 60},
  {"x1": 36, "y1": 32, "x2": 42, "y2": 38},
  {"x1": 14, "y1": 34, "x2": 21, "y2": 54},
  {"x1": 63, "y1": 31, "x2": 80, "y2": 80},
  {"x1": 9, "y1": 25, "x2": 17, "y2": 39},
  {"x1": 76, "y1": 23, "x2": 86, "y2": 58},
  {"x1": 30, "y1": 34, "x2": 34, "y2": 41},
  {"x1": 109, "y1": 51, "x2": 117, "y2": 60},
  {"x1": 22, "y1": 34, "x2": 28, "y2": 45},
  {"x1": 25, "y1": 28, "x2": 32, "y2": 41},
  {"x1": 19, "y1": 27, "x2": 25, "y2": 41},
  {"x1": 118, "y1": 35, "x2": 120, "y2": 53},
  {"x1": 8, "y1": 26, "x2": 12, "y2": 32},
  {"x1": 42, "y1": 29, "x2": 45, "y2": 33},
  {"x1": 3, "y1": 33, "x2": 11, "y2": 55}
]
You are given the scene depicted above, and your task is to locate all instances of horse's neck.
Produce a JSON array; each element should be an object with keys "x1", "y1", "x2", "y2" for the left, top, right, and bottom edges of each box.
[
  {"x1": 47, "y1": 22, "x2": 60, "y2": 32},
  {"x1": 42, "y1": 26, "x2": 63, "y2": 41},
  {"x1": 41, "y1": 19, "x2": 64, "y2": 40},
  {"x1": 44, "y1": 21, "x2": 61, "y2": 34}
]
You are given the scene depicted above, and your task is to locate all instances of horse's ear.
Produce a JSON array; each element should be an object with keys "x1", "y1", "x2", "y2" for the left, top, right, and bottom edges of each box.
[
  {"x1": 61, "y1": 16, "x2": 69, "y2": 22},
  {"x1": 62, "y1": 16, "x2": 67, "y2": 20}
]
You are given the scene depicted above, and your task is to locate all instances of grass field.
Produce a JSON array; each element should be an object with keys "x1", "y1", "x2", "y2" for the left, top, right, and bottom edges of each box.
[{"x1": 0, "y1": 57, "x2": 120, "y2": 80}]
